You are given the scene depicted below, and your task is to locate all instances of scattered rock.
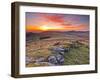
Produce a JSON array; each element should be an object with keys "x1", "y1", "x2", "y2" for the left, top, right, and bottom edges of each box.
[
  {"x1": 48, "y1": 55, "x2": 58, "y2": 65},
  {"x1": 35, "y1": 57, "x2": 45, "y2": 63},
  {"x1": 26, "y1": 46, "x2": 70, "y2": 66},
  {"x1": 26, "y1": 56, "x2": 35, "y2": 64},
  {"x1": 47, "y1": 54, "x2": 64, "y2": 65},
  {"x1": 55, "y1": 54, "x2": 64, "y2": 65}
]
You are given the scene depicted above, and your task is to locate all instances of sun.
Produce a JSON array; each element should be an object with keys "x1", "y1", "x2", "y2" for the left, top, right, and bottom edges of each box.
[
  {"x1": 41, "y1": 25, "x2": 51, "y2": 31},
  {"x1": 40, "y1": 25, "x2": 65, "y2": 31}
]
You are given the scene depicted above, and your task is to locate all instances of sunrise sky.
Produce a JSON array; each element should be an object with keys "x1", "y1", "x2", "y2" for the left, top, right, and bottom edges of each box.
[{"x1": 26, "y1": 12, "x2": 89, "y2": 32}]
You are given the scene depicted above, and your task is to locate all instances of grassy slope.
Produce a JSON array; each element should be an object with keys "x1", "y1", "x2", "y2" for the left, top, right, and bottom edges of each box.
[{"x1": 64, "y1": 45, "x2": 89, "y2": 65}]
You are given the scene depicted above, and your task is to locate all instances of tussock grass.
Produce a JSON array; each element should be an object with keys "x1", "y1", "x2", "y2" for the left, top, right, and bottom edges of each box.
[{"x1": 64, "y1": 45, "x2": 89, "y2": 65}]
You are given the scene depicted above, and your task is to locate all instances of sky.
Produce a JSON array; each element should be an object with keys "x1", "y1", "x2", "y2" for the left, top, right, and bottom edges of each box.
[{"x1": 26, "y1": 12, "x2": 89, "y2": 32}]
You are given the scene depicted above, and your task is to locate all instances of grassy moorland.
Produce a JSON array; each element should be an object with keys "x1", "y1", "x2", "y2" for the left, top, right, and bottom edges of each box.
[{"x1": 26, "y1": 31, "x2": 89, "y2": 67}]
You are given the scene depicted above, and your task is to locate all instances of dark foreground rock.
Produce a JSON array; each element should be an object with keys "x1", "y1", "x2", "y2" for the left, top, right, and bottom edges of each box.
[{"x1": 48, "y1": 54, "x2": 64, "y2": 65}]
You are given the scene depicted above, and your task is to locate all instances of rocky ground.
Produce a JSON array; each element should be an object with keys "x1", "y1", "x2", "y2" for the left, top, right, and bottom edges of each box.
[{"x1": 26, "y1": 39, "x2": 89, "y2": 67}]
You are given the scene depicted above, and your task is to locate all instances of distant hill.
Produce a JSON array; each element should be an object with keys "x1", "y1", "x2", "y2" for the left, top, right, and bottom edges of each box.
[
  {"x1": 26, "y1": 32, "x2": 39, "y2": 41},
  {"x1": 26, "y1": 31, "x2": 89, "y2": 42}
]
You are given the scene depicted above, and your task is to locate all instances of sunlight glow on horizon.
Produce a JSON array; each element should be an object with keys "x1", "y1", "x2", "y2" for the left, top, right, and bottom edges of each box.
[
  {"x1": 39, "y1": 25, "x2": 66, "y2": 31},
  {"x1": 26, "y1": 24, "x2": 88, "y2": 32}
]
